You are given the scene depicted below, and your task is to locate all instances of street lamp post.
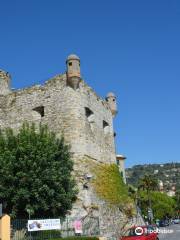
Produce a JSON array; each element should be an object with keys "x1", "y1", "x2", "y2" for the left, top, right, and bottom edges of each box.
[
  {"x1": 27, "y1": 208, "x2": 34, "y2": 239},
  {"x1": 0, "y1": 203, "x2": 2, "y2": 217}
]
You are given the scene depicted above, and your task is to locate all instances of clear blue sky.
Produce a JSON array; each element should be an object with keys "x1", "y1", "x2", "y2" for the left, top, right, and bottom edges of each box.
[{"x1": 0, "y1": 0, "x2": 179, "y2": 167}]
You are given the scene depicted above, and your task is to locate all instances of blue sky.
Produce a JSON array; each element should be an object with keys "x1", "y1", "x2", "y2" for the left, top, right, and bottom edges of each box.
[{"x1": 0, "y1": 0, "x2": 179, "y2": 167}]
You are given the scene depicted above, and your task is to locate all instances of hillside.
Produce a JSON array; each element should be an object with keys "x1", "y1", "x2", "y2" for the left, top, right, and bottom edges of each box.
[{"x1": 126, "y1": 162, "x2": 180, "y2": 191}]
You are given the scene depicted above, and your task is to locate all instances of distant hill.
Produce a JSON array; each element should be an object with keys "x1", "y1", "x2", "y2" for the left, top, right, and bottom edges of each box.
[{"x1": 126, "y1": 162, "x2": 180, "y2": 191}]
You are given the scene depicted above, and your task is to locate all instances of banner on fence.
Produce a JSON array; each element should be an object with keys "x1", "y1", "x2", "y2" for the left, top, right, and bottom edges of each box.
[
  {"x1": 28, "y1": 219, "x2": 61, "y2": 231},
  {"x1": 73, "y1": 220, "x2": 83, "y2": 234}
]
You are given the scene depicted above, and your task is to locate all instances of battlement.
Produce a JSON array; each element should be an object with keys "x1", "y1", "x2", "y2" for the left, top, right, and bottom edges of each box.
[
  {"x1": 0, "y1": 55, "x2": 117, "y2": 163},
  {"x1": 0, "y1": 69, "x2": 11, "y2": 80},
  {"x1": 0, "y1": 69, "x2": 11, "y2": 96}
]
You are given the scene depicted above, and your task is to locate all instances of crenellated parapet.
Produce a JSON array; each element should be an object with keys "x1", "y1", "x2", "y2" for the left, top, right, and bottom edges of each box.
[{"x1": 0, "y1": 69, "x2": 11, "y2": 95}]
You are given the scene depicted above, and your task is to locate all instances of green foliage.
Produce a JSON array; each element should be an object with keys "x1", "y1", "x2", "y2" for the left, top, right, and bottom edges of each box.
[
  {"x1": 50, "y1": 238, "x2": 99, "y2": 240},
  {"x1": 126, "y1": 162, "x2": 180, "y2": 191},
  {"x1": 173, "y1": 190, "x2": 180, "y2": 214},
  {"x1": 138, "y1": 174, "x2": 158, "y2": 192},
  {"x1": 128, "y1": 184, "x2": 137, "y2": 202},
  {"x1": 0, "y1": 123, "x2": 77, "y2": 218},
  {"x1": 139, "y1": 191, "x2": 176, "y2": 219},
  {"x1": 93, "y1": 163, "x2": 133, "y2": 208},
  {"x1": 29, "y1": 230, "x2": 61, "y2": 239}
]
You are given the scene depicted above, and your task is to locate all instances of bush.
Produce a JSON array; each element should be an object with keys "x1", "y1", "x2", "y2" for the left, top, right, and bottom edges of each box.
[
  {"x1": 30, "y1": 230, "x2": 61, "y2": 238},
  {"x1": 50, "y1": 237, "x2": 99, "y2": 240}
]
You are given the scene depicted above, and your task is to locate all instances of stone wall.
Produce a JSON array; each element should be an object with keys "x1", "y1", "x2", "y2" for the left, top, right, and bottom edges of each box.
[
  {"x1": 0, "y1": 65, "x2": 144, "y2": 238},
  {"x1": 71, "y1": 156, "x2": 145, "y2": 239},
  {"x1": 0, "y1": 73, "x2": 116, "y2": 164}
]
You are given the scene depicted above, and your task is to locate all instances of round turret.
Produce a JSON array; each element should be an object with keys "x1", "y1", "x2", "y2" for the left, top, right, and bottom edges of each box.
[
  {"x1": 0, "y1": 69, "x2": 11, "y2": 95},
  {"x1": 107, "y1": 92, "x2": 116, "y2": 98},
  {"x1": 106, "y1": 92, "x2": 118, "y2": 117},
  {"x1": 67, "y1": 54, "x2": 80, "y2": 61},
  {"x1": 66, "y1": 54, "x2": 81, "y2": 90}
]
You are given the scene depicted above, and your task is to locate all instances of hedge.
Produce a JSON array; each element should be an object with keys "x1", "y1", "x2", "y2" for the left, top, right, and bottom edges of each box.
[{"x1": 50, "y1": 237, "x2": 99, "y2": 240}]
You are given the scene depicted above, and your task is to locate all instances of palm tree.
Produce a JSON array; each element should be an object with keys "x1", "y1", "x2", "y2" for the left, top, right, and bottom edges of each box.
[
  {"x1": 138, "y1": 174, "x2": 158, "y2": 192},
  {"x1": 138, "y1": 174, "x2": 158, "y2": 223}
]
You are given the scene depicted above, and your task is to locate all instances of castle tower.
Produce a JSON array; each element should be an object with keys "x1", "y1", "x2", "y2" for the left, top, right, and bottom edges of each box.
[
  {"x1": 106, "y1": 92, "x2": 117, "y2": 117},
  {"x1": 0, "y1": 70, "x2": 11, "y2": 95},
  {"x1": 66, "y1": 54, "x2": 81, "y2": 90}
]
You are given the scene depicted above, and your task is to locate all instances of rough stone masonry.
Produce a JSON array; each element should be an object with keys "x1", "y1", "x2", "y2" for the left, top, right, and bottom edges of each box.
[
  {"x1": 0, "y1": 55, "x2": 143, "y2": 238},
  {"x1": 0, "y1": 54, "x2": 117, "y2": 164}
]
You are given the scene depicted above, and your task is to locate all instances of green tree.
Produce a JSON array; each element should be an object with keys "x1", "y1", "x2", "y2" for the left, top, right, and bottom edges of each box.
[
  {"x1": 139, "y1": 191, "x2": 175, "y2": 220},
  {"x1": 138, "y1": 175, "x2": 158, "y2": 204},
  {"x1": 138, "y1": 174, "x2": 158, "y2": 192},
  {"x1": 173, "y1": 190, "x2": 180, "y2": 216},
  {"x1": 138, "y1": 174, "x2": 158, "y2": 222},
  {"x1": 0, "y1": 123, "x2": 77, "y2": 218}
]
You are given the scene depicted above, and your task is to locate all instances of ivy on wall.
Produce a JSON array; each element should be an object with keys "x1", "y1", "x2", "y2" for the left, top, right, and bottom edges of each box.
[{"x1": 92, "y1": 163, "x2": 132, "y2": 207}]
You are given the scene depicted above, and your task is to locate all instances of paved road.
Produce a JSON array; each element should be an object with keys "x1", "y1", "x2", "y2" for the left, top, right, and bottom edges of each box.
[{"x1": 159, "y1": 224, "x2": 180, "y2": 240}]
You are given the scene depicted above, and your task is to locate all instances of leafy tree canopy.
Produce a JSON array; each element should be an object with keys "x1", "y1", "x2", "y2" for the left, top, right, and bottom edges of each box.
[
  {"x1": 138, "y1": 174, "x2": 158, "y2": 192},
  {"x1": 139, "y1": 191, "x2": 175, "y2": 220},
  {"x1": 173, "y1": 190, "x2": 180, "y2": 215},
  {"x1": 0, "y1": 123, "x2": 77, "y2": 218}
]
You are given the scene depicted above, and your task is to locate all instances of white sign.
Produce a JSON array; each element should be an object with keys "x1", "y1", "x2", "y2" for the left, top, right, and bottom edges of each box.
[{"x1": 28, "y1": 219, "x2": 61, "y2": 232}]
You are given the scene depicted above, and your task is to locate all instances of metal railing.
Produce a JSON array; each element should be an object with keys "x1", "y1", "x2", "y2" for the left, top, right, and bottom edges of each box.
[{"x1": 11, "y1": 216, "x2": 100, "y2": 240}]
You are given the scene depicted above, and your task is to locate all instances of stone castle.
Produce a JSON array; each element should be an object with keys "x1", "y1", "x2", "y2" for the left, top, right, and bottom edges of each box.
[
  {"x1": 0, "y1": 55, "x2": 138, "y2": 238},
  {"x1": 0, "y1": 54, "x2": 117, "y2": 164}
]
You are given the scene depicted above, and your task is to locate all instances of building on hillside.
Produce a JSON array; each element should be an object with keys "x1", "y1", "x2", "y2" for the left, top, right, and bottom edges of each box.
[
  {"x1": 154, "y1": 169, "x2": 159, "y2": 174},
  {"x1": 116, "y1": 154, "x2": 127, "y2": 183},
  {"x1": 158, "y1": 180, "x2": 164, "y2": 192},
  {"x1": 167, "y1": 186, "x2": 176, "y2": 197}
]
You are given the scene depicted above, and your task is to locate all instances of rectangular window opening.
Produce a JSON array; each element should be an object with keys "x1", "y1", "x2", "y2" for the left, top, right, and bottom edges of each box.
[
  {"x1": 103, "y1": 120, "x2": 109, "y2": 134},
  {"x1": 33, "y1": 106, "x2": 45, "y2": 117},
  {"x1": 85, "y1": 107, "x2": 94, "y2": 124}
]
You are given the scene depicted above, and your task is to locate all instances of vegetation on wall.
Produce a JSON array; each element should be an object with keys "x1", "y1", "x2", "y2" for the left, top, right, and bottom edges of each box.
[
  {"x1": 0, "y1": 123, "x2": 77, "y2": 218},
  {"x1": 92, "y1": 163, "x2": 134, "y2": 214},
  {"x1": 92, "y1": 163, "x2": 136, "y2": 238}
]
